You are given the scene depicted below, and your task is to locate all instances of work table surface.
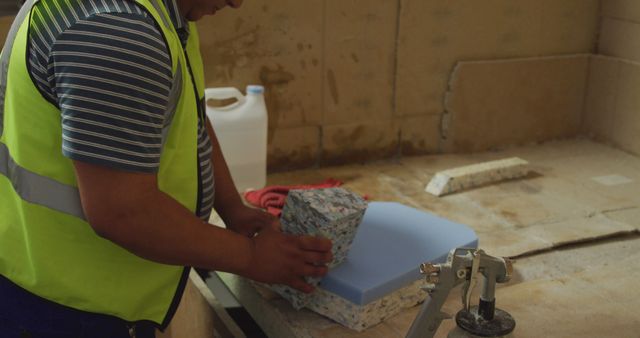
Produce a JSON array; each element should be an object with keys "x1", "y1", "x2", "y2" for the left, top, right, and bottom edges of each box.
[{"x1": 213, "y1": 140, "x2": 640, "y2": 337}]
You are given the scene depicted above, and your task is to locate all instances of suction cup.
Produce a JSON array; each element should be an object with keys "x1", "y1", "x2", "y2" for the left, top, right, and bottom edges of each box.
[{"x1": 455, "y1": 305, "x2": 515, "y2": 337}]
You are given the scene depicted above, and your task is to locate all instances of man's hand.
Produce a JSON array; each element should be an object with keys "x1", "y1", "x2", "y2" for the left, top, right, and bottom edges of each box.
[
  {"x1": 243, "y1": 230, "x2": 333, "y2": 293},
  {"x1": 224, "y1": 205, "x2": 280, "y2": 237}
]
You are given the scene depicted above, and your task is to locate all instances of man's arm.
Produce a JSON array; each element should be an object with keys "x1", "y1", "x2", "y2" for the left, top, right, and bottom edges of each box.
[{"x1": 73, "y1": 161, "x2": 332, "y2": 292}]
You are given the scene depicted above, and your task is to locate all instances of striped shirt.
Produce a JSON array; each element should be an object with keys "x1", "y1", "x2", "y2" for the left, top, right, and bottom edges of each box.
[{"x1": 27, "y1": 0, "x2": 214, "y2": 220}]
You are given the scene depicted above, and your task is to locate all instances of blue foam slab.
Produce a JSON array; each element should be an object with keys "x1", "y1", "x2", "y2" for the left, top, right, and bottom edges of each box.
[{"x1": 318, "y1": 202, "x2": 478, "y2": 305}]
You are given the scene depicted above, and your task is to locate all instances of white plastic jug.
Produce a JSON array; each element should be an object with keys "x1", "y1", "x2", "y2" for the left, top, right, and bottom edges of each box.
[{"x1": 205, "y1": 85, "x2": 267, "y2": 192}]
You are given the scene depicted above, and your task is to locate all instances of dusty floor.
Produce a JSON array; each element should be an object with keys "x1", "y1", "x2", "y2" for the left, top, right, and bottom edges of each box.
[{"x1": 216, "y1": 139, "x2": 640, "y2": 337}]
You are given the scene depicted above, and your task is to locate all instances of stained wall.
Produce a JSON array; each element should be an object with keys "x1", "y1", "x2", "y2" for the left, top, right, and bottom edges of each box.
[
  {"x1": 584, "y1": 0, "x2": 640, "y2": 156},
  {"x1": 0, "y1": 16, "x2": 12, "y2": 43},
  {"x1": 198, "y1": 0, "x2": 600, "y2": 170},
  {"x1": 0, "y1": 1, "x2": 602, "y2": 170}
]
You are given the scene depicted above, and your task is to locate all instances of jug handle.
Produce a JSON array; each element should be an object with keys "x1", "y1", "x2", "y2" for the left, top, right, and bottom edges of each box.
[{"x1": 205, "y1": 87, "x2": 246, "y2": 112}]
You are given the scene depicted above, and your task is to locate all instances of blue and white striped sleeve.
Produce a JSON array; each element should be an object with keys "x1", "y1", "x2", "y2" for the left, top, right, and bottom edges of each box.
[{"x1": 50, "y1": 12, "x2": 172, "y2": 173}]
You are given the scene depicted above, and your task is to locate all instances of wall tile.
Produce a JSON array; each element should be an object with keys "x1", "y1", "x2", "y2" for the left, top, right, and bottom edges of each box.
[
  {"x1": 443, "y1": 56, "x2": 589, "y2": 152},
  {"x1": 396, "y1": 0, "x2": 599, "y2": 117},
  {"x1": 322, "y1": 121, "x2": 399, "y2": 166},
  {"x1": 197, "y1": 0, "x2": 324, "y2": 129},
  {"x1": 599, "y1": 18, "x2": 640, "y2": 63},
  {"x1": 603, "y1": 0, "x2": 640, "y2": 23},
  {"x1": 612, "y1": 62, "x2": 640, "y2": 155},
  {"x1": 538, "y1": 0, "x2": 599, "y2": 54},
  {"x1": 0, "y1": 15, "x2": 14, "y2": 48},
  {"x1": 267, "y1": 126, "x2": 320, "y2": 172},
  {"x1": 583, "y1": 56, "x2": 620, "y2": 140},
  {"x1": 399, "y1": 115, "x2": 441, "y2": 155},
  {"x1": 593, "y1": 2, "x2": 640, "y2": 156},
  {"x1": 323, "y1": 0, "x2": 397, "y2": 125}
]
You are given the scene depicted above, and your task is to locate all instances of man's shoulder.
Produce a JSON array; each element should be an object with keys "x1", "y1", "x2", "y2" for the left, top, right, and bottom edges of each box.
[
  {"x1": 29, "y1": 0, "x2": 166, "y2": 53},
  {"x1": 27, "y1": 0, "x2": 172, "y2": 105},
  {"x1": 33, "y1": 0, "x2": 155, "y2": 33},
  {"x1": 43, "y1": 0, "x2": 150, "y2": 17}
]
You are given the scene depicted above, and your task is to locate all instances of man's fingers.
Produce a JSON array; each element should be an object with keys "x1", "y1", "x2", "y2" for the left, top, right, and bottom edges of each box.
[
  {"x1": 298, "y1": 236, "x2": 332, "y2": 252},
  {"x1": 308, "y1": 265, "x2": 329, "y2": 278},
  {"x1": 303, "y1": 251, "x2": 333, "y2": 265},
  {"x1": 293, "y1": 263, "x2": 329, "y2": 278},
  {"x1": 289, "y1": 278, "x2": 314, "y2": 294}
]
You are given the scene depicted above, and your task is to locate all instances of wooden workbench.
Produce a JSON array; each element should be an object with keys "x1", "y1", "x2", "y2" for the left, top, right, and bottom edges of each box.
[
  {"x1": 216, "y1": 233, "x2": 640, "y2": 338},
  {"x1": 216, "y1": 271, "x2": 455, "y2": 337},
  {"x1": 210, "y1": 140, "x2": 640, "y2": 337}
]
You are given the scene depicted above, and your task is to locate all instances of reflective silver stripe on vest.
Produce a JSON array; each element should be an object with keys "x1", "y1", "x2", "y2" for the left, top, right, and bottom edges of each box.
[
  {"x1": 0, "y1": 0, "x2": 84, "y2": 219},
  {"x1": 0, "y1": 0, "x2": 39, "y2": 137},
  {"x1": 0, "y1": 142, "x2": 86, "y2": 219}
]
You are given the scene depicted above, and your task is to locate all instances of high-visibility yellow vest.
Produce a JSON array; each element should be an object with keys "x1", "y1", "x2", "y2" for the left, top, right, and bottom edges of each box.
[{"x1": 0, "y1": 0, "x2": 206, "y2": 326}]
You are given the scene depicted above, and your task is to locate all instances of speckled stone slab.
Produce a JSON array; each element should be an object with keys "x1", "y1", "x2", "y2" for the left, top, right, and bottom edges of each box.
[
  {"x1": 425, "y1": 157, "x2": 530, "y2": 196},
  {"x1": 270, "y1": 187, "x2": 368, "y2": 309},
  {"x1": 308, "y1": 279, "x2": 426, "y2": 331}
]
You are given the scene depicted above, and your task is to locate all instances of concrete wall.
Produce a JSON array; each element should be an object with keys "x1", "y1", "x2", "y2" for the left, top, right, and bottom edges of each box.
[
  {"x1": 0, "y1": 1, "x2": 602, "y2": 170},
  {"x1": 444, "y1": 55, "x2": 589, "y2": 152},
  {"x1": 0, "y1": 2, "x2": 21, "y2": 17},
  {"x1": 396, "y1": 1, "x2": 597, "y2": 154},
  {"x1": 200, "y1": 0, "x2": 599, "y2": 170},
  {"x1": 0, "y1": 16, "x2": 12, "y2": 43},
  {"x1": 584, "y1": 0, "x2": 640, "y2": 156}
]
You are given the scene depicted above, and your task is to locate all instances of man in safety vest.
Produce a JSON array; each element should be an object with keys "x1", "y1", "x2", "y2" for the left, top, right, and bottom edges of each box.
[{"x1": 0, "y1": 0, "x2": 332, "y2": 337}]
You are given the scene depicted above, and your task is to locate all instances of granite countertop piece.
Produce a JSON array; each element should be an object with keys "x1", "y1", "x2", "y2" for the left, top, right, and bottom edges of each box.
[
  {"x1": 272, "y1": 187, "x2": 368, "y2": 309},
  {"x1": 280, "y1": 187, "x2": 368, "y2": 267}
]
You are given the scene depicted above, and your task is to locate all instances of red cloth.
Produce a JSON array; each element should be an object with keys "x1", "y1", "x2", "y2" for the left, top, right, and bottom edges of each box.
[{"x1": 243, "y1": 178, "x2": 343, "y2": 216}]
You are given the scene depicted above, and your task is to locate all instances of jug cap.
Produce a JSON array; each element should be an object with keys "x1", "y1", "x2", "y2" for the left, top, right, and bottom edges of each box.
[{"x1": 247, "y1": 85, "x2": 265, "y2": 94}]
